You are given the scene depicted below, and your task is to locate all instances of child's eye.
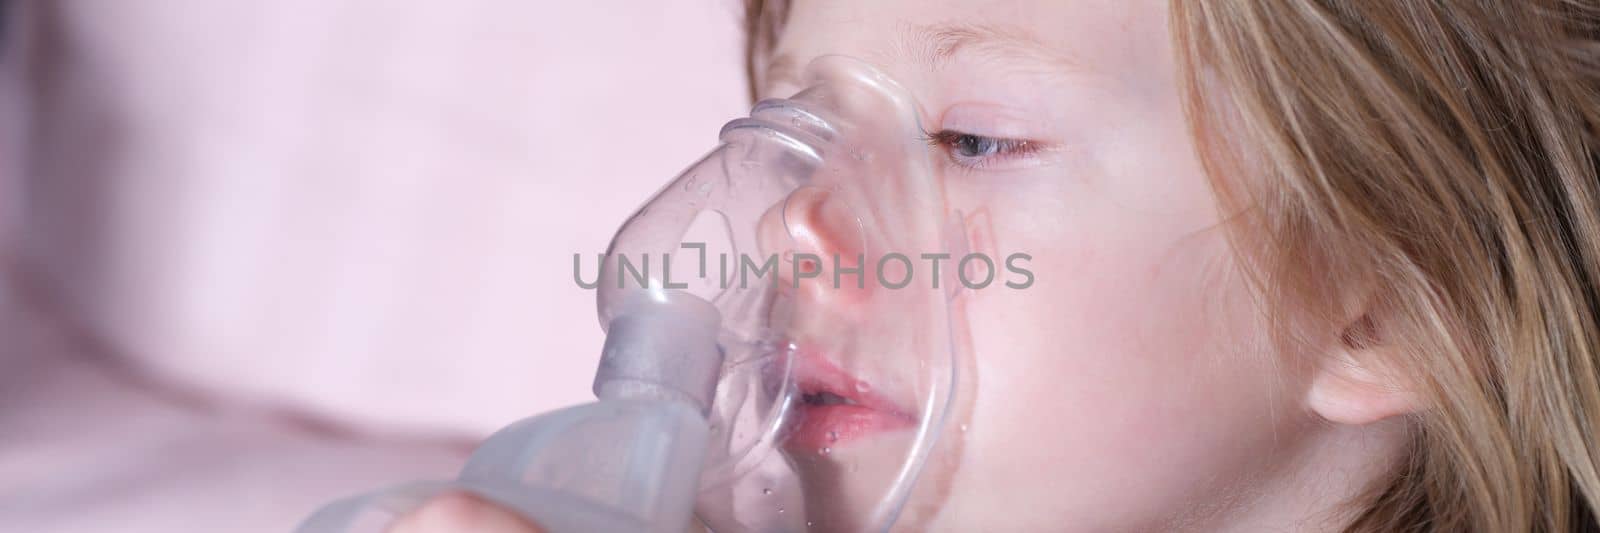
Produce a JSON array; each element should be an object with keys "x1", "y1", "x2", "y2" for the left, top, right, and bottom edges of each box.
[{"x1": 924, "y1": 129, "x2": 1040, "y2": 170}]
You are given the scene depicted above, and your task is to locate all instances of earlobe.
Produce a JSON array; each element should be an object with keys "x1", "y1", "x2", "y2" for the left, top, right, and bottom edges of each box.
[{"x1": 1306, "y1": 323, "x2": 1421, "y2": 425}]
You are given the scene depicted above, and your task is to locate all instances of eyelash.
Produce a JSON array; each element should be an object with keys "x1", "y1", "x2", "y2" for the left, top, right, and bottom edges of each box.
[{"x1": 921, "y1": 129, "x2": 1040, "y2": 170}]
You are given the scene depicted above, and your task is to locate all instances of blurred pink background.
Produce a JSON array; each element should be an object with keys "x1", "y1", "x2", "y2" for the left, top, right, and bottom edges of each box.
[{"x1": 0, "y1": 1, "x2": 747, "y2": 531}]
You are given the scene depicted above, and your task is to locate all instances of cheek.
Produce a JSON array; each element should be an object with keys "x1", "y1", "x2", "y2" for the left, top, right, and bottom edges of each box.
[{"x1": 943, "y1": 191, "x2": 1305, "y2": 526}]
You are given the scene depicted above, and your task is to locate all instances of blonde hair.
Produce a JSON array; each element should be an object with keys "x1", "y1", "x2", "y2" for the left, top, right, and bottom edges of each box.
[
  {"x1": 746, "y1": 1, "x2": 1600, "y2": 530},
  {"x1": 1173, "y1": 2, "x2": 1600, "y2": 530}
]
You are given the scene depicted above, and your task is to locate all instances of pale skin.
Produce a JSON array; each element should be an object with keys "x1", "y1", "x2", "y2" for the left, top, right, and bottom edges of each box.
[{"x1": 394, "y1": 1, "x2": 1418, "y2": 530}]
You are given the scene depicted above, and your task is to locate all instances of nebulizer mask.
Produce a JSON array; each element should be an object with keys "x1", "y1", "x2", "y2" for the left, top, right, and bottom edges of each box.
[{"x1": 298, "y1": 56, "x2": 971, "y2": 533}]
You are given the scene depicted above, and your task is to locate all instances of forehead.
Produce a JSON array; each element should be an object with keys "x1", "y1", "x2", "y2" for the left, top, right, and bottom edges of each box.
[{"x1": 767, "y1": 0, "x2": 1171, "y2": 89}]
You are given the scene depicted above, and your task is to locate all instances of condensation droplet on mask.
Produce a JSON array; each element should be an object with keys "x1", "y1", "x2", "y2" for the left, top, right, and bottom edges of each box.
[
  {"x1": 959, "y1": 423, "x2": 969, "y2": 433},
  {"x1": 762, "y1": 488, "x2": 773, "y2": 495},
  {"x1": 820, "y1": 447, "x2": 832, "y2": 455},
  {"x1": 854, "y1": 381, "x2": 871, "y2": 394}
]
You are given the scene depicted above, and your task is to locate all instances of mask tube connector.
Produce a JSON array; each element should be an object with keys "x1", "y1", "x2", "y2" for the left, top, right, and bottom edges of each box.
[{"x1": 594, "y1": 293, "x2": 724, "y2": 414}]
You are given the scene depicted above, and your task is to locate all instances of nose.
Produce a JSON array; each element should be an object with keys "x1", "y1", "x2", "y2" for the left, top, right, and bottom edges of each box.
[{"x1": 757, "y1": 184, "x2": 872, "y2": 303}]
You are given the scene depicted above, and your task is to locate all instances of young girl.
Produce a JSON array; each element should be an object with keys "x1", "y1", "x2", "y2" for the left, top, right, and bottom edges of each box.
[{"x1": 392, "y1": 1, "x2": 1600, "y2": 530}]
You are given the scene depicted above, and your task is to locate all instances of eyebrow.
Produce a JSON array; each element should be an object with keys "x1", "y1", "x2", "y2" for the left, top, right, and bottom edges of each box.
[
  {"x1": 760, "y1": 22, "x2": 1081, "y2": 95},
  {"x1": 899, "y1": 22, "x2": 1079, "y2": 72}
]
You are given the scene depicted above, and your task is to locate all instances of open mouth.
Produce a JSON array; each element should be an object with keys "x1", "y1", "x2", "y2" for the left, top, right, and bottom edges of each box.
[
  {"x1": 801, "y1": 391, "x2": 858, "y2": 406},
  {"x1": 782, "y1": 349, "x2": 917, "y2": 454}
]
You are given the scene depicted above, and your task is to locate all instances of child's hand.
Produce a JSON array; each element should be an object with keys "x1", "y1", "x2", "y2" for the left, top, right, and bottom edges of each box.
[{"x1": 387, "y1": 492, "x2": 545, "y2": 533}]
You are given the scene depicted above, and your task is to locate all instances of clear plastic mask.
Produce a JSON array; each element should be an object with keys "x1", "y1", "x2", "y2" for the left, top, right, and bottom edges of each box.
[{"x1": 597, "y1": 56, "x2": 970, "y2": 532}]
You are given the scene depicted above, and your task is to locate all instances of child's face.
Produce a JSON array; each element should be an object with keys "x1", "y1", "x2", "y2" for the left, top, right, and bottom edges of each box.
[{"x1": 760, "y1": 1, "x2": 1310, "y2": 529}]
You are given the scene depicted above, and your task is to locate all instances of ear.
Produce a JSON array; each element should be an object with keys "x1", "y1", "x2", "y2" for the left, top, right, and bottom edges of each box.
[{"x1": 1307, "y1": 316, "x2": 1422, "y2": 425}]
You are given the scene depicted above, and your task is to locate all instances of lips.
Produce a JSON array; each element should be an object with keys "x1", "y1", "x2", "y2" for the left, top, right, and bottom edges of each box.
[{"x1": 782, "y1": 348, "x2": 917, "y2": 453}]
